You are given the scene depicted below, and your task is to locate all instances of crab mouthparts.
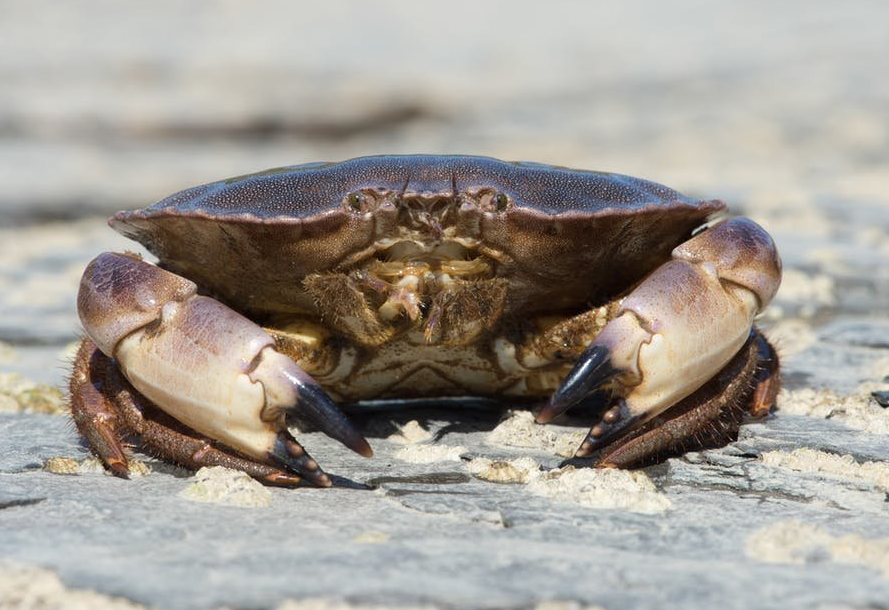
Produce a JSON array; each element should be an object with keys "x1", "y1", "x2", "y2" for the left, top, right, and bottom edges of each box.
[{"x1": 357, "y1": 240, "x2": 492, "y2": 324}]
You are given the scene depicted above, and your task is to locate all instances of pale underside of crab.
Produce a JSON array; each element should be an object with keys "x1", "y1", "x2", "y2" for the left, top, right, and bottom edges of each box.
[{"x1": 70, "y1": 155, "x2": 781, "y2": 487}]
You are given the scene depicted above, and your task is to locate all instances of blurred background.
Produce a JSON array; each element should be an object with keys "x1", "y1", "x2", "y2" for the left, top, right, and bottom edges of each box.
[{"x1": 2, "y1": 1, "x2": 887, "y2": 218}]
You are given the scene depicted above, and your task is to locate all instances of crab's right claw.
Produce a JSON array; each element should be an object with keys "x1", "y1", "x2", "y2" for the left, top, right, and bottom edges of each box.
[
  {"x1": 535, "y1": 344, "x2": 617, "y2": 424},
  {"x1": 77, "y1": 252, "x2": 371, "y2": 487},
  {"x1": 538, "y1": 217, "x2": 781, "y2": 461},
  {"x1": 535, "y1": 342, "x2": 640, "y2": 459}
]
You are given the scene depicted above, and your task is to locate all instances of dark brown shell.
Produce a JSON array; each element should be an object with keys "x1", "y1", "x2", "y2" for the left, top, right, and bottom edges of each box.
[{"x1": 110, "y1": 155, "x2": 726, "y2": 316}]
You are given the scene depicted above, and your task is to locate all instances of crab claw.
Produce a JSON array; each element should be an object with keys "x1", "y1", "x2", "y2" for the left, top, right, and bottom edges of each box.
[
  {"x1": 248, "y1": 346, "x2": 373, "y2": 459},
  {"x1": 77, "y1": 252, "x2": 371, "y2": 486},
  {"x1": 535, "y1": 344, "x2": 616, "y2": 424},
  {"x1": 541, "y1": 217, "x2": 781, "y2": 459}
]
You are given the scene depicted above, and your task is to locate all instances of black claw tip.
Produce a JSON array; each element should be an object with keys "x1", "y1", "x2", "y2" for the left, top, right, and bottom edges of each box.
[
  {"x1": 537, "y1": 344, "x2": 616, "y2": 424},
  {"x1": 558, "y1": 456, "x2": 595, "y2": 469},
  {"x1": 285, "y1": 374, "x2": 372, "y2": 457}
]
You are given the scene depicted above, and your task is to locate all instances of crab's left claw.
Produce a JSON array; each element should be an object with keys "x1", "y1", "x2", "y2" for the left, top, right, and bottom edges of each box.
[
  {"x1": 78, "y1": 252, "x2": 372, "y2": 486},
  {"x1": 538, "y1": 217, "x2": 781, "y2": 461}
]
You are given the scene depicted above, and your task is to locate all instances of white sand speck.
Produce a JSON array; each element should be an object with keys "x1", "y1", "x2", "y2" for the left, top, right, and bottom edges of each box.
[
  {"x1": 746, "y1": 520, "x2": 889, "y2": 577},
  {"x1": 394, "y1": 444, "x2": 467, "y2": 463},
  {"x1": 386, "y1": 420, "x2": 433, "y2": 444},
  {"x1": 179, "y1": 466, "x2": 272, "y2": 507},
  {"x1": 525, "y1": 466, "x2": 672, "y2": 514},
  {"x1": 760, "y1": 448, "x2": 889, "y2": 490},
  {"x1": 778, "y1": 388, "x2": 889, "y2": 434},
  {"x1": 487, "y1": 410, "x2": 585, "y2": 458},
  {"x1": 467, "y1": 457, "x2": 542, "y2": 484}
]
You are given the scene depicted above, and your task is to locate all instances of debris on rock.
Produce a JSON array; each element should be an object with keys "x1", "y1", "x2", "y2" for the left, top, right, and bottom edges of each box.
[
  {"x1": 468, "y1": 456, "x2": 671, "y2": 514},
  {"x1": 746, "y1": 519, "x2": 889, "y2": 577},
  {"x1": 44, "y1": 456, "x2": 105, "y2": 476},
  {"x1": 760, "y1": 448, "x2": 889, "y2": 490},
  {"x1": 387, "y1": 420, "x2": 433, "y2": 444},
  {"x1": 352, "y1": 531, "x2": 389, "y2": 544},
  {"x1": 467, "y1": 457, "x2": 541, "y2": 484},
  {"x1": 125, "y1": 460, "x2": 152, "y2": 477},
  {"x1": 0, "y1": 561, "x2": 146, "y2": 610},
  {"x1": 179, "y1": 466, "x2": 272, "y2": 507},
  {"x1": 525, "y1": 465, "x2": 672, "y2": 514},
  {"x1": 487, "y1": 410, "x2": 585, "y2": 458},
  {"x1": 778, "y1": 388, "x2": 889, "y2": 434},
  {"x1": 43, "y1": 456, "x2": 151, "y2": 478},
  {"x1": 0, "y1": 373, "x2": 66, "y2": 414}
]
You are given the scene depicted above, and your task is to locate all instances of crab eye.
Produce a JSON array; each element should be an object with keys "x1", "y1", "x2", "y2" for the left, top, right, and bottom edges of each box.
[
  {"x1": 345, "y1": 192, "x2": 365, "y2": 212},
  {"x1": 492, "y1": 192, "x2": 509, "y2": 212}
]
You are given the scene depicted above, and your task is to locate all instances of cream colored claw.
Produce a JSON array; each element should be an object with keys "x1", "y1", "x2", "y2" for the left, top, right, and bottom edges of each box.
[
  {"x1": 77, "y1": 252, "x2": 371, "y2": 485},
  {"x1": 539, "y1": 217, "x2": 781, "y2": 451}
]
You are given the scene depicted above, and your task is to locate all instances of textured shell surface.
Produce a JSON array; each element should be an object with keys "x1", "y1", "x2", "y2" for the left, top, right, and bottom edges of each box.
[
  {"x1": 108, "y1": 155, "x2": 726, "y2": 318},
  {"x1": 116, "y1": 155, "x2": 707, "y2": 220}
]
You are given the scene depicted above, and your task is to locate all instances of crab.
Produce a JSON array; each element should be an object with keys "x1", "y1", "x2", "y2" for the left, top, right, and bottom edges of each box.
[{"x1": 70, "y1": 155, "x2": 781, "y2": 487}]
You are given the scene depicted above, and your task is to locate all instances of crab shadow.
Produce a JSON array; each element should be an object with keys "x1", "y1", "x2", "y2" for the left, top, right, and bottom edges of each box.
[
  {"x1": 318, "y1": 393, "x2": 611, "y2": 443},
  {"x1": 344, "y1": 400, "x2": 511, "y2": 441}
]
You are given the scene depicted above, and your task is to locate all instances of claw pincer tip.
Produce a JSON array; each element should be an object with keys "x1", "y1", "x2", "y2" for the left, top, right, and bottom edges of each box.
[
  {"x1": 574, "y1": 400, "x2": 639, "y2": 458},
  {"x1": 269, "y1": 432, "x2": 333, "y2": 487},
  {"x1": 536, "y1": 344, "x2": 615, "y2": 424},
  {"x1": 288, "y1": 377, "x2": 373, "y2": 458}
]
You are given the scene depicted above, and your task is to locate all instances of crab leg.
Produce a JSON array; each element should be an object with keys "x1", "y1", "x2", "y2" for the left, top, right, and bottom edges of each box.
[
  {"x1": 77, "y1": 252, "x2": 371, "y2": 485},
  {"x1": 69, "y1": 339, "x2": 130, "y2": 477},
  {"x1": 536, "y1": 217, "x2": 781, "y2": 457}
]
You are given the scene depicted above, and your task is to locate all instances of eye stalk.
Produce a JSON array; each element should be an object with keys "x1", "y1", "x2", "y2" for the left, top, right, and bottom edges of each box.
[
  {"x1": 345, "y1": 192, "x2": 366, "y2": 213},
  {"x1": 479, "y1": 190, "x2": 510, "y2": 213}
]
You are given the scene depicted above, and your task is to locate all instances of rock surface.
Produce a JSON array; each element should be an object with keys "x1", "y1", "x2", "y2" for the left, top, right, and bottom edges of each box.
[{"x1": 1, "y1": 2, "x2": 888, "y2": 609}]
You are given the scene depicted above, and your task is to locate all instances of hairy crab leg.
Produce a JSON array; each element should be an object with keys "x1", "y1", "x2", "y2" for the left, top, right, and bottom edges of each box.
[
  {"x1": 69, "y1": 338, "x2": 130, "y2": 477},
  {"x1": 77, "y1": 252, "x2": 371, "y2": 485},
  {"x1": 537, "y1": 217, "x2": 781, "y2": 460},
  {"x1": 749, "y1": 331, "x2": 781, "y2": 418}
]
